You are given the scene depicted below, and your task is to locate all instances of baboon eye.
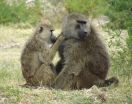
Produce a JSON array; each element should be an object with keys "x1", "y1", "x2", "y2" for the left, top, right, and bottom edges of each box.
[{"x1": 39, "y1": 26, "x2": 43, "y2": 33}]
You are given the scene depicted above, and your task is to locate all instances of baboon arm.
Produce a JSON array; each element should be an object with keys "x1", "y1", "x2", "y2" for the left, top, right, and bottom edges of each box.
[
  {"x1": 28, "y1": 53, "x2": 40, "y2": 77},
  {"x1": 38, "y1": 52, "x2": 44, "y2": 63},
  {"x1": 49, "y1": 35, "x2": 64, "y2": 60}
]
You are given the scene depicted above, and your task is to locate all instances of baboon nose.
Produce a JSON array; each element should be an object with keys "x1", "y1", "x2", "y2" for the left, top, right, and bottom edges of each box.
[
  {"x1": 84, "y1": 29, "x2": 88, "y2": 34},
  {"x1": 84, "y1": 31, "x2": 87, "y2": 34},
  {"x1": 79, "y1": 32, "x2": 87, "y2": 40}
]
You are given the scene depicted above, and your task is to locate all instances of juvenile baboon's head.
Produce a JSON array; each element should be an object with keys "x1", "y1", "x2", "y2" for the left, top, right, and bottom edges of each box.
[
  {"x1": 62, "y1": 13, "x2": 91, "y2": 40},
  {"x1": 35, "y1": 23, "x2": 56, "y2": 44}
]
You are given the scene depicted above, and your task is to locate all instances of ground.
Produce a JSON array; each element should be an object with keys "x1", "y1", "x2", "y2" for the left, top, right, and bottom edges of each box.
[{"x1": 0, "y1": 25, "x2": 132, "y2": 104}]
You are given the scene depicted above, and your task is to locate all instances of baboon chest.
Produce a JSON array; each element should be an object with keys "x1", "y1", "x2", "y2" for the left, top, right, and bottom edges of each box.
[
  {"x1": 62, "y1": 40, "x2": 87, "y2": 62},
  {"x1": 62, "y1": 40, "x2": 108, "y2": 68}
]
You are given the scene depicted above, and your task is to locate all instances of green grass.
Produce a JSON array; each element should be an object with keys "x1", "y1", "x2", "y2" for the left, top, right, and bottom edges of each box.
[{"x1": 0, "y1": 25, "x2": 132, "y2": 104}]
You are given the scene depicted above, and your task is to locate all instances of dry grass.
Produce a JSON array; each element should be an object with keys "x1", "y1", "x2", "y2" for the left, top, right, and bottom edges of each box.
[{"x1": 0, "y1": 25, "x2": 132, "y2": 104}]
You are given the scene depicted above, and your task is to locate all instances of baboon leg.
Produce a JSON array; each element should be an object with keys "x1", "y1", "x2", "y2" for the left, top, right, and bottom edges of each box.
[
  {"x1": 31, "y1": 64, "x2": 56, "y2": 86},
  {"x1": 53, "y1": 65, "x2": 81, "y2": 90},
  {"x1": 53, "y1": 72, "x2": 75, "y2": 90},
  {"x1": 49, "y1": 35, "x2": 64, "y2": 60}
]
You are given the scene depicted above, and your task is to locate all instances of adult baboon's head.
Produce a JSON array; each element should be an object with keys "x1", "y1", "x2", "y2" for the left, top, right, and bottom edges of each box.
[{"x1": 62, "y1": 13, "x2": 91, "y2": 40}]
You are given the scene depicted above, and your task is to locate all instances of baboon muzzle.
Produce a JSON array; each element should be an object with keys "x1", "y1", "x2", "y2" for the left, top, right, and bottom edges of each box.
[{"x1": 78, "y1": 30, "x2": 88, "y2": 40}]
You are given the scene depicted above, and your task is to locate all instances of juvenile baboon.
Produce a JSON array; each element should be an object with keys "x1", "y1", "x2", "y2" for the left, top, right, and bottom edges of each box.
[
  {"x1": 53, "y1": 13, "x2": 119, "y2": 90},
  {"x1": 21, "y1": 23, "x2": 64, "y2": 86}
]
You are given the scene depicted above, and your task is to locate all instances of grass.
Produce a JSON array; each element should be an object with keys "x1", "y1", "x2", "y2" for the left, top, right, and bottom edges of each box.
[{"x1": 0, "y1": 25, "x2": 132, "y2": 104}]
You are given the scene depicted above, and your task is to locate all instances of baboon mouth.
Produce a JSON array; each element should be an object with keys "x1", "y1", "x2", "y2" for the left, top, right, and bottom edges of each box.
[{"x1": 79, "y1": 35, "x2": 87, "y2": 40}]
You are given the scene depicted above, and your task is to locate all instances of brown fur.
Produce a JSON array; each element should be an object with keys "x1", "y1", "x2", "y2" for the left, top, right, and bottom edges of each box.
[
  {"x1": 53, "y1": 13, "x2": 119, "y2": 90},
  {"x1": 21, "y1": 23, "x2": 64, "y2": 86}
]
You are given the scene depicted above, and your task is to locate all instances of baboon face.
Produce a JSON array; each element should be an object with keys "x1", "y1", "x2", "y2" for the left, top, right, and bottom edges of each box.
[
  {"x1": 62, "y1": 13, "x2": 91, "y2": 40},
  {"x1": 35, "y1": 24, "x2": 56, "y2": 44},
  {"x1": 75, "y1": 20, "x2": 88, "y2": 40}
]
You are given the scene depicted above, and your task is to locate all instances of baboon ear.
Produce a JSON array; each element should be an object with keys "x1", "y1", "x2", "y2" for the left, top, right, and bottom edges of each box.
[{"x1": 38, "y1": 26, "x2": 43, "y2": 33}]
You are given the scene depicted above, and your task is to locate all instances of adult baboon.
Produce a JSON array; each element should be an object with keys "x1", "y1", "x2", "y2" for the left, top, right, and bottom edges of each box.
[
  {"x1": 53, "y1": 13, "x2": 119, "y2": 90},
  {"x1": 21, "y1": 23, "x2": 64, "y2": 86}
]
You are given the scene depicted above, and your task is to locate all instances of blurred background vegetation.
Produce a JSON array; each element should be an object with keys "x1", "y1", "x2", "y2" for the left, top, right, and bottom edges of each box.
[
  {"x1": 0, "y1": 0, "x2": 131, "y2": 50},
  {"x1": 0, "y1": 0, "x2": 42, "y2": 25}
]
